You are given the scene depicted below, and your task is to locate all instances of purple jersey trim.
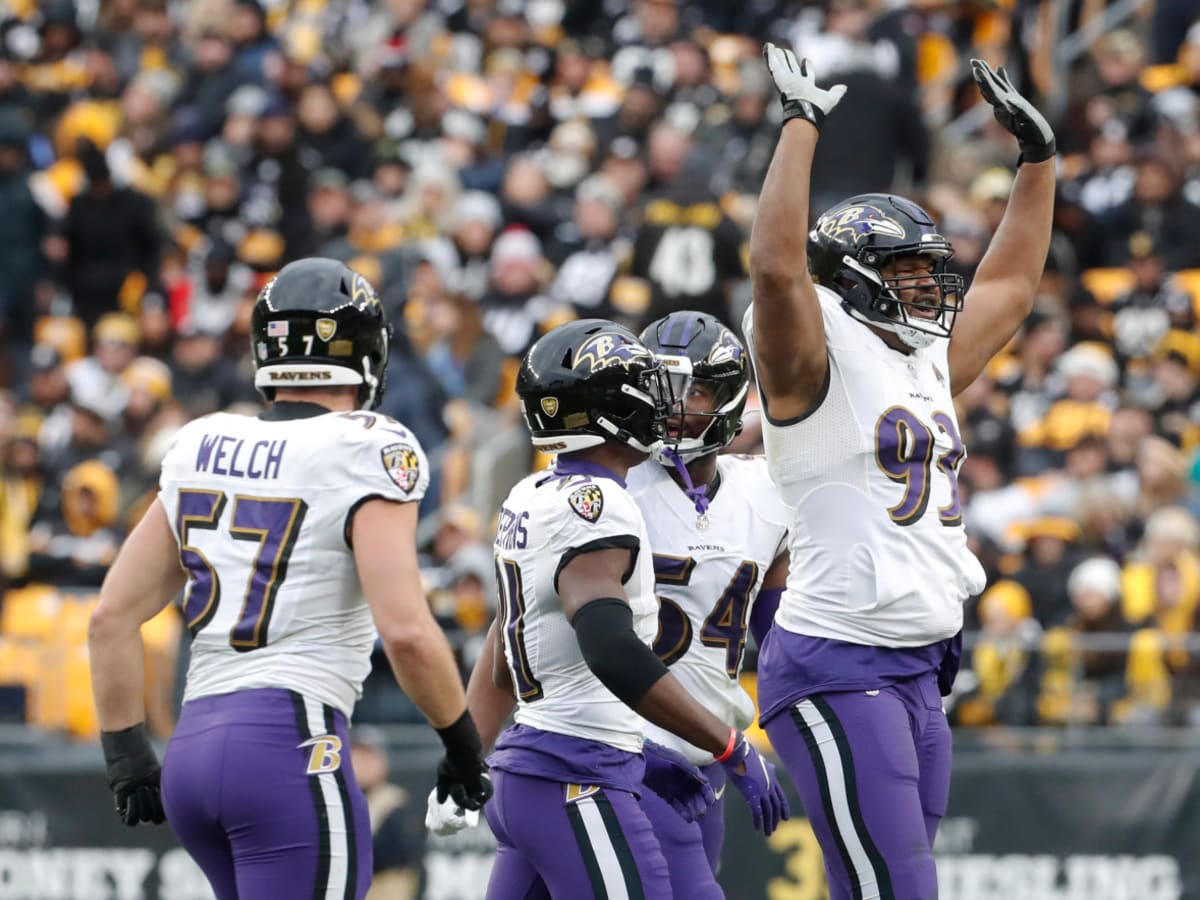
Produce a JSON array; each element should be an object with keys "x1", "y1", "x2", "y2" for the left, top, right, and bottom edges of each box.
[
  {"x1": 552, "y1": 456, "x2": 628, "y2": 488},
  {"x1": 756, "y1": 628, "x2": 961, "y2": 725},
  {"x1": 488, "y1": 723, "x2": 646, "y2": 796}
]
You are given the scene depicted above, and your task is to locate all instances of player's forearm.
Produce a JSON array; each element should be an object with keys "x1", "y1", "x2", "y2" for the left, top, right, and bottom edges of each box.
[
  {"x1": 971, "y1": 158, "x2": 1055, "y2": 302},
  {"x1": 88, "y1": 611, "x2": 148, "y2": 731},
  {"x1": 749, "y1": 121, "x2": 818, "y2": 291},
  {"x1": 466, "y1": 621, "x2": 515, "y2": 752},
  {"x1": 634, "y1": 673, "x2": 732, "y2": 757},
  {"x1": 380, "y1": 622, "x2": 468, "y2": 729}
]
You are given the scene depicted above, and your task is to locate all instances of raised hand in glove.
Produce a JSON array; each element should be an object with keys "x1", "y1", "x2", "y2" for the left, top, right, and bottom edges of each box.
[
  {"x1": 642, "y1": 741, "x2": 716, "y2": 824},
  {"x1": 101, "y1": 723, "x2": 166, "y2": 826},
  {"x1": 717, "y1": 730, "x2": 789, "y2": 836},
  {"x1": 970, "y1": 59, "x2": 1055, "y2": 164},
  {"x1": 435, "y1": 710, "x2": 494, "y2": 812},
  {"x1": 762, "y1": 42, "x2": 847, "y2": 130}
]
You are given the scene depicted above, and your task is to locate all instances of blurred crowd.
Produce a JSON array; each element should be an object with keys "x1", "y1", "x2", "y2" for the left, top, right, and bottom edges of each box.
[{"x1": 0, "y1": 0, "x2": 1198, "y2": 738}]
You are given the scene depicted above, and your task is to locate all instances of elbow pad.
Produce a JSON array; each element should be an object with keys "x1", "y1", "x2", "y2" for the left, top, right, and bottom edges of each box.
[{"x1": 571, "y1": 597, "x2": 669, "y2": 707}]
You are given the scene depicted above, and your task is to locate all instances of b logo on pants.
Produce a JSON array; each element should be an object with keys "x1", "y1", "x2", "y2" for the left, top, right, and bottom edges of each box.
[{"x1": 299, "y1": 735, "x2": 343, "y2": 775}]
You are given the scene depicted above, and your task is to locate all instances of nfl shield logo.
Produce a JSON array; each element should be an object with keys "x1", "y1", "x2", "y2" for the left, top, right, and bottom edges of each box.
[
  {"x1": 568, "y1": 485, "x2": 604, "y2": 523},
  {"x1": 315, "y1": 318, "x2": 337, "y2": 342}
]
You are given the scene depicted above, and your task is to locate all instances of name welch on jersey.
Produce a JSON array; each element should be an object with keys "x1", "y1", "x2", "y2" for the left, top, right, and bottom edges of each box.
[{"x1": 195, "y1": 433, "x2": 287, "y2": 479}]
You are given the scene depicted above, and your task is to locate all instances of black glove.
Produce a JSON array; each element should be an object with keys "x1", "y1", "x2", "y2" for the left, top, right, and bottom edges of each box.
[
  {"x1": 101, "y1": 723, "x2": 166, "y2": 827},
  {"x1": 970, "y1": 59, "x2": 1055, "y2": 164},
  {"x1": 434, "y1": 710, "x2": 493, "y2": 812}
]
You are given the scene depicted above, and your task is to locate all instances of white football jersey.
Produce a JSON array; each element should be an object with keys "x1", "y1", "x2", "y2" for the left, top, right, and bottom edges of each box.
[
  {"x1": 627, "y1": 456, "x2": 789, "y2": 765},
  {"x1": 494, "y1": 467, "x2": 657, "y2": 753},
  {"x1": 158, "y1": 406, "x2": 430, "y2": 716},
  {"x1": 742, "y1": 288, "x2": 986, "y2": 646}
]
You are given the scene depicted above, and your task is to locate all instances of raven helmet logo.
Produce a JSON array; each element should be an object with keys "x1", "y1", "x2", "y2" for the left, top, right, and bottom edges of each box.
[
  {"x1": 315, "y1": 318, "x2": 337, "y2": 341},
  {"x1": 381, "y1": 443, "x2": 421, "y2": 493},
  {"x1": 816, "y1": 205, "x2": 906, "y2": 244},
  {"x1": 350, "y1": 273, "x2": 381, "y2": 309},
  {"x1": 573, "y1": 333, "x2": 651, "y2": 374},
  {"x1": 707, "y1": 329, "x2": 744, "y2": 365},
  {"x1": 568, "y1": 484, "x2": 604, "y2": 523},
  {"x1": 540, "y1": 397, "x2": 559, "y2": 417}
]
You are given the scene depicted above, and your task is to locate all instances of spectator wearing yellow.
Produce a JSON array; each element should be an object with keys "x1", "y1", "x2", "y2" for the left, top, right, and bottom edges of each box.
[
  {"x1": 26, "y1": 459, "x2": 120, "y2": 589},
  {"x1": 958, "y1": 580, "x2": 1040, "y2": 726},
  {"x1": 1039, "y1": 557, "x2": 1131, "y2": 725},
  {"x1": 65, "y1": 312, "x2": 139, "y2": 425},
  {"x1": 0, "y1": 414, "x2": 43, "y2": 583}
]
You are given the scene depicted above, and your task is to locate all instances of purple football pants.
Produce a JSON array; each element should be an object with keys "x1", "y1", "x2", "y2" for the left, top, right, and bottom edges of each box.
[
  {"x1": 764, "y1": 672, "x2": 951, "y2": 900},
  {"x1": 484, "y1": 770, "x2": 671, "y2": 899},
  {"x1": 638, "y1": 762, "x2": 727, "y2": 899},
  {"x1": 161, "y1": 688, "x2": 371, "y2": 900}
]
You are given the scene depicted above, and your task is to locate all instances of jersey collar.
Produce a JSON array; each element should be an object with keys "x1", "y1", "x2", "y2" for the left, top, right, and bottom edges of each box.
[
  {"x1": 552, "y1": 456, "x2": 627, "y2": 489},
  {"x1": 259, "y1": 401, "x2": 333, "y2": 421}
]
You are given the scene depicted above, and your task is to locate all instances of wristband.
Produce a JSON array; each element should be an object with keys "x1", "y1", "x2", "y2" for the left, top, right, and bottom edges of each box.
[
  {"x1": 713, "y1": 727, "x2": 738, "y2": 764},
  {"x1": 435, "y1": 710, "x2": 483, "y2": 763},
  {"x1": 781, "y1": 99, "x2": 826, "y2": 130}
]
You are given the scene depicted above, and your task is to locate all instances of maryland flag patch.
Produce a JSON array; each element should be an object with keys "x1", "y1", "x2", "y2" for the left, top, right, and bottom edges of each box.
[
  {"x1": 381, "y1": 443, "x2": 421, "y2": 493},
  {"x1": 568, "y1": 484, "x2": 604, "y2": 523}
]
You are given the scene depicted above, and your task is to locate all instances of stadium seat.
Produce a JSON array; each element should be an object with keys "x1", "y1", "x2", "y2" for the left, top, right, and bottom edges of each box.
[
  {"x1": 1080, "y1": 267, "x2": 1135, "y2": 305},
  {"x1": 1, "y1": 587, "x2": 60, "y2": 641}
]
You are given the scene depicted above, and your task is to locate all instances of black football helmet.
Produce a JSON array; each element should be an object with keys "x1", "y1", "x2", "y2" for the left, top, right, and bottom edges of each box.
[
  {"x1": 808, "y1": 193, "x2": 965, "y2": 350},
  {"x1": 517, "y1": 319, "x2": 669, "y2": 454},
  {"x1": 640, "y1": 311, "x2": 749, "y2": 462},
  {"x1": 250, "y1": 258, "x2": 389, "y2": 409}
]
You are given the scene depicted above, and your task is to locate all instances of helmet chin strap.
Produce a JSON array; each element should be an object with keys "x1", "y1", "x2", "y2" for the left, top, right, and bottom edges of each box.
[
  {"x1": 843, "y1": 299, "x2": 939, "y2": 350},
  {"x1": 657, "y1": 446, "x2": 712, "y2": 520}
]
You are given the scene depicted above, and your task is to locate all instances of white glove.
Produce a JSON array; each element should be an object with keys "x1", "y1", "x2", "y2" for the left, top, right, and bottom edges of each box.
[
  {"x1": 970, "y1": 58, "x2": 1055, "y2": 163},
  {"x1": 424, "y1": 787, "x2": 480, "y2": 837},
  {"x1": 762, "y1": 43, "x2": 847, "y2": 130}
]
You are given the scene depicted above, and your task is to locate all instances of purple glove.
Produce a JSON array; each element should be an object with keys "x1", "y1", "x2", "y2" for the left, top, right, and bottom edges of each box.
[
  {"x1": 719, "y1": 731, "x2": 789, "y2": 835},
  {"x1": 642, "y1": 741, "x2": 716, "y2": 823}
]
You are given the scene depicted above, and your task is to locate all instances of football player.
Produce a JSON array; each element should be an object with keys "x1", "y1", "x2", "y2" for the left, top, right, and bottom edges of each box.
[
  {"x1": 458, "y1": 319, "x2": 787, "y2": 899},
  {"x1": 88, "y1": 258, "x2": 492, "y2": 900},
  {"x1": 629, "y1": 310, "x2": 791, "y2": 897},
  {"x1": 742, "y1": 46, "x2": 1056, "y2": 899}
]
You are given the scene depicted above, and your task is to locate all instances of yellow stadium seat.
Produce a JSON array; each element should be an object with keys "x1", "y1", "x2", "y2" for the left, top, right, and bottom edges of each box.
[
  {"x1": 65, "y1": 645, "x2": 98, "y2": 740},
  {"x1": 55, "y1": 595, "x2": 99, "y2": 648},
  {"x1": 1080, "y1": 267, "x2": 1135, "y2": 305},
  {"x1": 2, "y1": 587, "x2": 60, "y2": 641},
  {"x1": 31, "y1": 643, "x2": 67, "y2": 732}
]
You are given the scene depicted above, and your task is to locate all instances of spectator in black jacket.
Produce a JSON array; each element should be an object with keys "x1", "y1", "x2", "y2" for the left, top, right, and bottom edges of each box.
[{"x1": 62, "y1": 140, "x2": 161, "y2": 328}]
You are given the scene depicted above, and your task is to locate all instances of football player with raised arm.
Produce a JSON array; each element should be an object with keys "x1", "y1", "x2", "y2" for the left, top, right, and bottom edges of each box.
[
  {"x1": 453, "y1": 319, "x2": 787, "y2": 899},
  {"x1": 88, "y1": 259, "x2": 492, "y2": 900},
  {"x1": 742, "y1": 47, "x2": 1056, "y2": 899},
  {"x1": 628, "y1": 311, "x2": 790, "y2": 897}
]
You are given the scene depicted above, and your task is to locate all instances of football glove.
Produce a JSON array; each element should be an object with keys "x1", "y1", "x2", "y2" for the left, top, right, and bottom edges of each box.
[
  {"x1": 719, "y1": 731, "x2": 789, "y2": 836},
  {"x1": 424, "y1": 786, "x2": 480, "y2": 837},
  {"x1": 642, "y1": 740, "x2": 716, "y2": 824},
  {"x1": 762, "y1": 42, "x2": 847, "y2": 130},
  {"x1": 434, "y1": 709, "x2": 494, "y2": 812},
  {"x1": 970, "y1": 59, "x2": 1055, "y2": 164},
  {"x1": 100, "y1": 723, "x2": 166, "y2": 827}
]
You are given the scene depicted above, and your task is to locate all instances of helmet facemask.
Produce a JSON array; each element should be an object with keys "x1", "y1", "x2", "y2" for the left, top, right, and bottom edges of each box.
[
  {"x1": 839, "y1": 252, "x2": 965, "y2": 351},
  {"x1": 656, "y1": 359, "x2": 749, "y2": 463}
]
